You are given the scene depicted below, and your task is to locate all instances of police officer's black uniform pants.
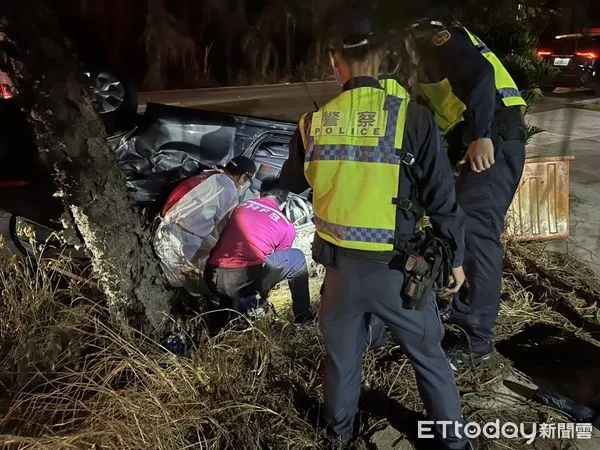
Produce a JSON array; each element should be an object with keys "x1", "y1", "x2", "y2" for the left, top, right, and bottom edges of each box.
[
  {"x1": 450, "y1": 138, "x2": 526, "y2": 351},
  {"x1": 320, "y1": 252, "x2": 467, "y2": 448}
]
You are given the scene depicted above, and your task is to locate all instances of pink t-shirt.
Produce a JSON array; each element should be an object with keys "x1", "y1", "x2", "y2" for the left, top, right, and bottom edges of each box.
[{"x1": 208, "y1": 197, "x2": 296, "y2": 268}]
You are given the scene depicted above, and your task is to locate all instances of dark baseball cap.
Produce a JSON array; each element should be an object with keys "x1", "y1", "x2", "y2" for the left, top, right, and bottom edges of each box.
[
  {"x1": 225, "y1": 155, "x2": 256, "y2": 178},
  {"x1": 404, "y1": 2, "x2": 454, "y2": 30},
  {"x1": 331, "y1": 8, "x2": 380, "y2": 50}
]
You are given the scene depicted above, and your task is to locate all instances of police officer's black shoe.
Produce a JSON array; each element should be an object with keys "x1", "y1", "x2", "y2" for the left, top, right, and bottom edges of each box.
[
  {"x1": 446, "y1": 344, "x2": 494, "y2": 372},
  {"x1": 292, "y1": 311, "x2": 317, "y2": 329},
  {"x1": 323, "y1": 429, "x2": 354, "y2": 450}
]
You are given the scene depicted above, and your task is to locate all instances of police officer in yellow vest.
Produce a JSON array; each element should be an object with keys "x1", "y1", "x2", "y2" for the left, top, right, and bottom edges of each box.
[
  {"x1": 280, "y1": 14, "x2": 474, "y2": 449},
  {"x1": 404, "y1": 5, "x2": 527, "y2": 372}
]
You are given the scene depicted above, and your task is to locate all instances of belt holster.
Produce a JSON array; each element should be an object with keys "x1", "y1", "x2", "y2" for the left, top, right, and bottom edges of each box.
[
  {"x1": 311, "y1": 233, "x2": 335, "y2": 268},
  {"x1": 394, "y1": 228, "x2": 454, "y2": 311}
]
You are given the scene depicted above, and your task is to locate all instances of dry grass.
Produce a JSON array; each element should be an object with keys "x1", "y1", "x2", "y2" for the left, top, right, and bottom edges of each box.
[
  {"x1": 1, "y1": 237, "x2": 599, "y2": 449},
  {"x1": 503, "y1": 240, "x2": 600, "y2": 333}
]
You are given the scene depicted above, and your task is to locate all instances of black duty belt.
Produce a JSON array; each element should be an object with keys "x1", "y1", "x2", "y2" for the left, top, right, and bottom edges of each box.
[
  {"x1": 446, "y1": 106, "x2": 526, "y2": 166},
  {"x1": 311, "y1": 233, "x2": 396, "y2": 267},
  {"x1": 334, "y1": 246, "x2": 396, "y2": 264}
]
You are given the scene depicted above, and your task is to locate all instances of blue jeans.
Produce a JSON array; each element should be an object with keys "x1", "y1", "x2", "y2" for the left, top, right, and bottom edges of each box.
[
  {"x1": 263, "y1": 249, "x2": 311, "y2": 321},
  {"x1": 206, "y1": 248, "x2": 311, "y2": 321}
]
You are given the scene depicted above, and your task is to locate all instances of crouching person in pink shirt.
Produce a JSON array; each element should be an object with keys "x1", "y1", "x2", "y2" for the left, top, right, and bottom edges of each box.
[{"x1": 205, "y1": 177, "x2": 313, "y2": 324}]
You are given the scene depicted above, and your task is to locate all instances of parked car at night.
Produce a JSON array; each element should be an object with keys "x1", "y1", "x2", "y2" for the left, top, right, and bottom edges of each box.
[{"x1": 537, "y1": 28, "x2": 600, "y2": 94}]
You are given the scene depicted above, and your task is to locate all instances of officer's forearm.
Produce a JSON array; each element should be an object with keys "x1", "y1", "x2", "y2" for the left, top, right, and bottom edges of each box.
[
  {"x1": 281, "y1": 128, "x2": 310, "y2": 194},
  {"x1": 428, "y1": 206, "x2": 465, "y2": 268},
  {"x1": 451, "y1": 228, "x2": 465, "y2": 268},
  {"x1": 437, "y1": 29, "x2": 496, "y2": 142},
  {"x1": 463, "y1": 73, "x2": 496, "y2": 142},
  {"x1": 414, "y1": 115, "x2": 466, "y2": 267},
  {"x1": 280, "y1": 159, "x2": 309, "y2": 194}
]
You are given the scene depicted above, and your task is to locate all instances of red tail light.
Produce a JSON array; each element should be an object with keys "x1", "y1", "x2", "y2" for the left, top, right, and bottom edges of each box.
[
  {"x1": 575, "y1": 51, "x2": 598, "y2": 59},
  {"x1": 0, "y1": 180, "x2": 29, "y2": 189},
  {"x1": 537, "y1": 50, "x2": 552, "y2": 57},
  {"x1": 0, "y1": 83, "x2": 16, "y2": 99}
]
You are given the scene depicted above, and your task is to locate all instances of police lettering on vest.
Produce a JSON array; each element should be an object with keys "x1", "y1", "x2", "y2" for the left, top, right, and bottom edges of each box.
[
  {"x1": 310, "y1": 110, "x2": 387, "y2": 137},
  {"x1": 299, "y1": 85, "x2": 411, "y2": 252}
]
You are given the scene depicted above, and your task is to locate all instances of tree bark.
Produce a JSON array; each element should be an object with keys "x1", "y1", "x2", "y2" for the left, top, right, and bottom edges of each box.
[{"x1": 1, "y1": 0, "x2": 172, "y2": 334}]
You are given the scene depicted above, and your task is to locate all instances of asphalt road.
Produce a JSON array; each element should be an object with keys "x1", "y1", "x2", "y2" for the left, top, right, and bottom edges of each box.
[
  {"x1": 529, "y1": 87, "x2": 600, "y2": 112},
  {"x1": 138, "y1": 81, "x2": 340, "y2": 123}
]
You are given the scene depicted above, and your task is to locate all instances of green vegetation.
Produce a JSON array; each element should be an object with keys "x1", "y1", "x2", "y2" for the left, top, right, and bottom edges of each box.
[
  {"x1": 465, "y1": 13, "x2": 558, "y2": 110},
  {"x1": 526, "y1": 124, "x2": 546, "y2": 142},
  {"x1": 68, "y1": 0, "x2": 561, "y2": 91},
  {"x1": 581, "y1": 101, "x2": 600, "y2": 110}
]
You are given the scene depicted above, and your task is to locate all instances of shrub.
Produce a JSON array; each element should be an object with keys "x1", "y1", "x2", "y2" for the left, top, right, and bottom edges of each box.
[{"x1": 467, "y1": 16, "x2": 559, "y2": 99}]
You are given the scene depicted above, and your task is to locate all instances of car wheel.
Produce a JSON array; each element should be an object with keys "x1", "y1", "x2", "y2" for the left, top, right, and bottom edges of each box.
[
  {"x1": 84, "y1": 69, "x2": 138, "y2": 136},
  {"x1": 540, "y1": 86, "x2": 555, "y2": 94}
]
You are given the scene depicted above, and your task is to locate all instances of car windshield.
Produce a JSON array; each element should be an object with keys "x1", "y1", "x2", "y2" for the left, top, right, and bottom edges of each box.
[
  {"x1": 554, "y1": 35, "x2": 600, "y2": 54},
  {"x1": 554, "y1": 37, "x2": 579, "y2": 55},
  {"x1": 578, "y1": 36, "x2": 600, "y2": 49}
]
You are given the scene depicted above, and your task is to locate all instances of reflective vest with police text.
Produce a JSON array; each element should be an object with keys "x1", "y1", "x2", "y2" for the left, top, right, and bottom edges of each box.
[
  {"x1": 298, "y1": 86, "x2": 410, "y2": 251},
  {"x1": 379, "y1": 77, "x2": 411, "y2": 99},
  {"x1": 419, "y1": 27, "x2": 527, "y2": 134}
]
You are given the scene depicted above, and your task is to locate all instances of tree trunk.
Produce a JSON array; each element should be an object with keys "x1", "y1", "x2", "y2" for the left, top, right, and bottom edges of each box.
[{"x1": 2, "y1": 0, "x2": 172, "y2": 334}]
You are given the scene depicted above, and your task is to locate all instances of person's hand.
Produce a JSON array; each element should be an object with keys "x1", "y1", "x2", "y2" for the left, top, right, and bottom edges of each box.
[
  {"x1": 459, "y1": 138, "x2": 494, "y2": 173},
  {"x1": 446, "y1": 266, "x2": 465, "y2": 294}
]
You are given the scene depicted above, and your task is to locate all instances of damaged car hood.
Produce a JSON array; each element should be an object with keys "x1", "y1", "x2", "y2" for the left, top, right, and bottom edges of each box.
[{"x1": 114, "y1": 103, "x2": 297, "y2": 204}]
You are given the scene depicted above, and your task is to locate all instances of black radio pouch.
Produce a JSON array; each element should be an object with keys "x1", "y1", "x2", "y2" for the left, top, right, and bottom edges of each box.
[
  {"x1": 312, "y1": 233, "x2": 335, "y2": 268},
  {"x1": 395, "y1": 227, "x2": 455, "y2": 311}
]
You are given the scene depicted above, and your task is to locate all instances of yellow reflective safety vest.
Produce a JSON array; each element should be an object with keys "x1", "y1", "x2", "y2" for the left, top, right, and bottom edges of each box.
[
  {"x1": 298, "y1": 84, "x2": 411, "y2": 251},
  {"x1": 419, "y1": 27, "x2": 527, "y2": 134},
  {"x1": 379, "y1": 76, "x2": 410, "y2": 99}
]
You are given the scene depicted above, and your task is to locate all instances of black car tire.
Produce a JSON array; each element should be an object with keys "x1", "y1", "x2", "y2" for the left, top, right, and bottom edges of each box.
[
  {"x1": 85, "y1": 68, "x2": 138, "y2": 136},
  {"x1": 541, "y1": 86, "x2": 555, "y2": 94}
]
